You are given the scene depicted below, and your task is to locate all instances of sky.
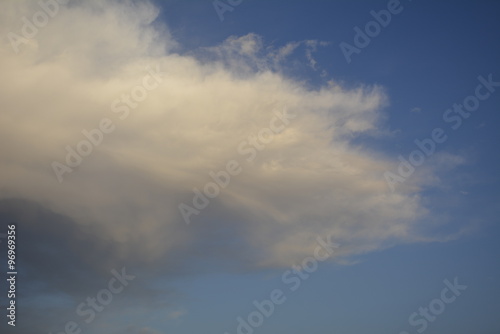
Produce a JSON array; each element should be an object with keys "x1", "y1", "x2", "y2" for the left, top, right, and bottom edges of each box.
[{"x1": 0, "y1": 0, "x2": 499, "y2": 333}]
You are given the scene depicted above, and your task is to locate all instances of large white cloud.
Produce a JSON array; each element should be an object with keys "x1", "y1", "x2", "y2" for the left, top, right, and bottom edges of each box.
[{"x1": 0, "y1": 0, "x2": 432, "y2": 270}]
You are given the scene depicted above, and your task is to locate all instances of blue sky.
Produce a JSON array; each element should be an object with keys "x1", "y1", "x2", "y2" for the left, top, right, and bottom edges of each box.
[{"x1": 0, "y1": 1, "x2": 499, "y2": 334}]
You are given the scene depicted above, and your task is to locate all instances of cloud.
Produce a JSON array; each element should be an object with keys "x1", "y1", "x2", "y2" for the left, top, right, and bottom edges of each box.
[
  {"x1": 167, "y1": 309, "x2": 187, "y2": 320},
  {"x1": 0, "y1": 5, "x2": 473, "y2": 334},
  {"x1": 0, "y1": 0, "x2": 435, "y2": 273},
  {"x1": 0, "y1": 0, "x2": 468, "y2": 331}
]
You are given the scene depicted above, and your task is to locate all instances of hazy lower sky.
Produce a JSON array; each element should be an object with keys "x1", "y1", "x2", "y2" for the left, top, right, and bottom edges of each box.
[{"x1": 0, "y1": 1, "x2": 499, "y2": 334}]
